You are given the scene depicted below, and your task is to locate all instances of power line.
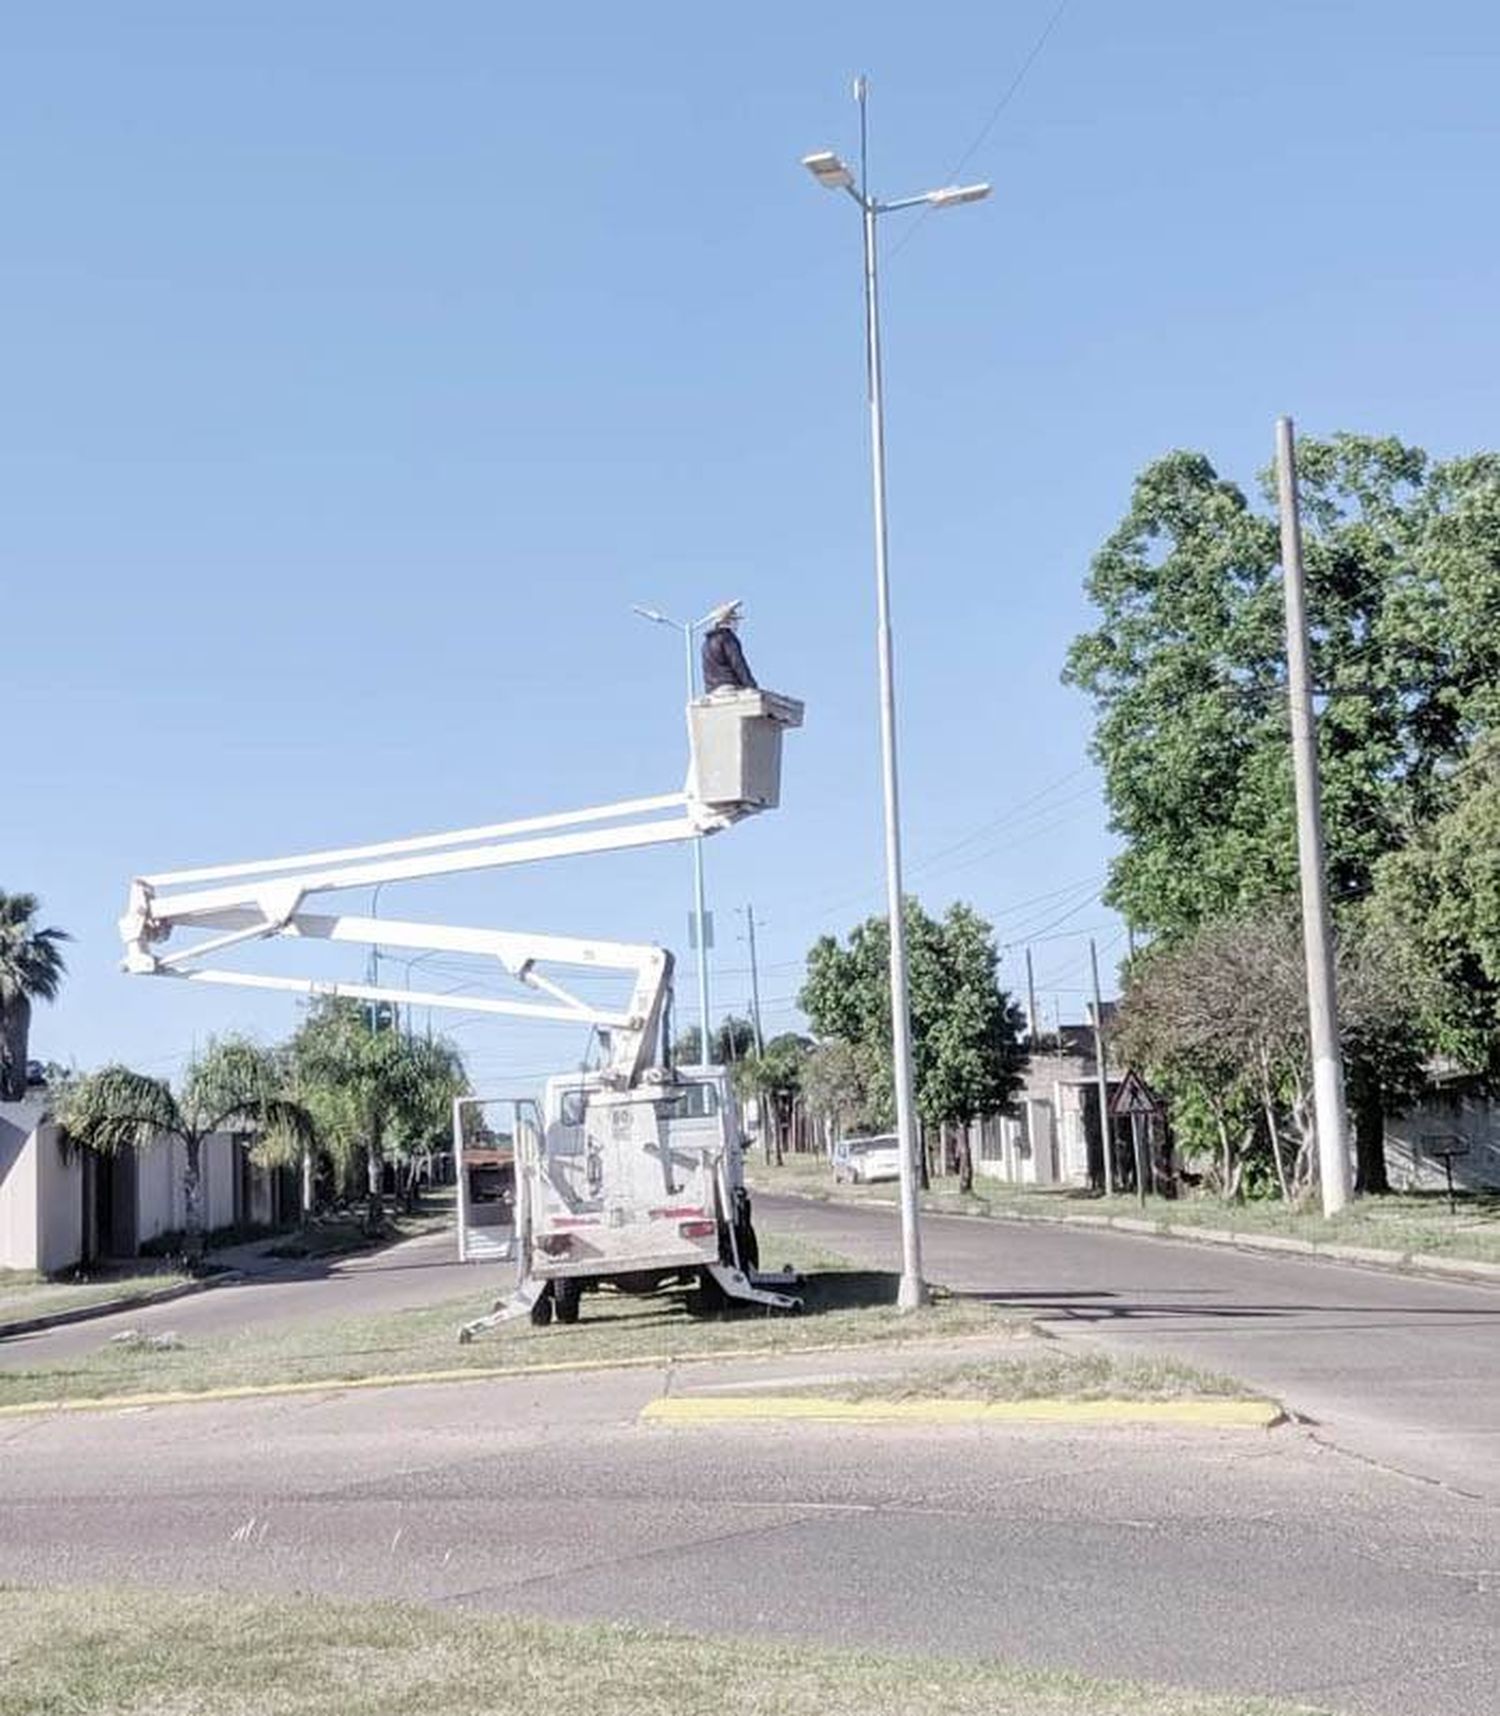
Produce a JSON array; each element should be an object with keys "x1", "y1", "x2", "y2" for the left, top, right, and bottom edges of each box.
[{"x1": 890, "y1": 0, "x2": 1072, "y2": 260}]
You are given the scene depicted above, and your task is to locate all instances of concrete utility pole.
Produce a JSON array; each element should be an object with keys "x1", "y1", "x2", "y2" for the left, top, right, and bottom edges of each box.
[
  {"x1": 1276, "y1": 416, "x2": 1353, "y2": 1217},
  {"x1": 1089, "y1": 937, "x2": 1114, "y2": 1197},
  {"x1": 1025, "y1": 946, "x2": 1039, "y2": 1043},
  {"x1": 739, "y1": 904, "x2": 766, "y2": 1054}
]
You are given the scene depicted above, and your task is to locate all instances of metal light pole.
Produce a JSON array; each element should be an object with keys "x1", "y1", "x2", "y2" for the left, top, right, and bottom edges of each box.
[
  {"x1": 803, "y1": 80, "x2": 990, "y2": 1312},
  {"x1": 633, "y1": 603, "x2": 716, "y2": 1058}
]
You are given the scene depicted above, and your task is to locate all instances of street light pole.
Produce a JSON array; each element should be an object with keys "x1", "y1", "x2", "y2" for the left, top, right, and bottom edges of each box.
[
  {"x1": 803, "y1": 79, "x2": 990, "y2": 1312},
  {"x1": 633, "y1": 604, "x2": 714, "y2": 1058}
]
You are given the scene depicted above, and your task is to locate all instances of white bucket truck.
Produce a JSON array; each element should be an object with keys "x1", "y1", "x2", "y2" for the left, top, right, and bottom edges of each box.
[{"x1": 119, "y1": 687, "x2": 803, "y2": 1333}]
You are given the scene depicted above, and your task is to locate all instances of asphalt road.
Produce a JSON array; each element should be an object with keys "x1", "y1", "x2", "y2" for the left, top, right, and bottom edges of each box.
[
  {"x1": 0, "y1": 1227, "x2": 486, "y2": 1368},
  {"x1": 755, "y1": 1192, "x2": 1500, "y2": 1501},
  {"x1": 0, "y1": 1359, "x2": 1495, "y2": 1715}
]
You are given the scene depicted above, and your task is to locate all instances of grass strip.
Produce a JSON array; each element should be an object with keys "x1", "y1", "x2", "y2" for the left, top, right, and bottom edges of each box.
[
  {"x1": 0, "y1": 1237, "x2": 1015, "y2": 1409},
  {"x1": 0, "y1": 1584, "x2": 1330, "y2": 1716},
  {"x1": 747, "y1": 1159, "x2": 1500, "y2": 1267}
]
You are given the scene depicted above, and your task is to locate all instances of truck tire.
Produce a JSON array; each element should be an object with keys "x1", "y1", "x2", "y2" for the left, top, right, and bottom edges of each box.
[
  {"x1": 553, "y1": 1277, "x2": 582, "y2": 1324},
  {"x1": 529, "y1": 1287, "x2": 554, "y2": 1327},
  {"x1": 737, "y1": 1217, "x2": 760, "y2": 1271}
]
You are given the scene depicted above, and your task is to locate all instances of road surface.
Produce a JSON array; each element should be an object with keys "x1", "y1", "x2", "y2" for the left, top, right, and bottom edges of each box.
[
  {"x1": 0, "y1": 1355, "x2": 1495, "y2": 1716},
  {"x1": 756, "y1": 1191, "x2": 1500, "y2": 1500}
]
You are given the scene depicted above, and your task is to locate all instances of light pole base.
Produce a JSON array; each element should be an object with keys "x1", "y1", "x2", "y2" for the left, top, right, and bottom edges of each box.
[{"x1": 896, "y1": 1272, "x2": 929, "y2": 1313}]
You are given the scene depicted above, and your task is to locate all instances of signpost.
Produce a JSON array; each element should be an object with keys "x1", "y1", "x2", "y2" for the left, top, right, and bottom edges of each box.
[
  {"x1": 1420, "y1": 1133, "x2": 1470, "y2": 1217},
  {"x1": 1110, "y1": 1070, "x2": 1164, "y2": 1208}
]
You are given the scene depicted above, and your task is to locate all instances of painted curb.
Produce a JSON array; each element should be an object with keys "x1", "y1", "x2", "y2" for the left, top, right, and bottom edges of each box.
[
  {"x1": 0, "y1": 1331, "x2": 1011, "y2": 1420},
  {"x1": 787, "y1": 1188, "x2": 1500, "y2": 1289},
  {"x1": 642, "y1": 1394, "x2": 1283, "y2": 1429},
  {"x1": 0, "y1": 1272, "x2": 246, "y2": 1341}
]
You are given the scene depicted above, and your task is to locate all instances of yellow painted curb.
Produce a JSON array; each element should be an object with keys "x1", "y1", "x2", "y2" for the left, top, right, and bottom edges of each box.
[
  {"x1": 0, "y1": 1332, "x2": 1006, "y2": 1419},
  {"x1": 642, "y1": 1394, "x2": 1283, "y2": 1428}
]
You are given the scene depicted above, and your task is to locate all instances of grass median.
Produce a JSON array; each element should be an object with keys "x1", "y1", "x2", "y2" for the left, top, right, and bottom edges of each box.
[
  {"x1": 748, "y1": 1157, "x2": 1500, "y2": 1267},
  {"x1": 0, "y1": 1236, "x2": 1014, "y2": 1410},
  {"x1": 0, "y1": 1585, "x2": 1330, "y2": 1716}
]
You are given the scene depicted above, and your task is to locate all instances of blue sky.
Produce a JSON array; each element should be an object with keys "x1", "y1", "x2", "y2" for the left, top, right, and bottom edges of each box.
[{"x1": 6, "y1": 2, "x2": 1498, "y2": 1093}]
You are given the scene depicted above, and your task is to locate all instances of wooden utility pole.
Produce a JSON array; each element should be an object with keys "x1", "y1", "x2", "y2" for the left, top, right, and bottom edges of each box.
[
  {"x1": 1089, "y1": 938, "x2": 1114, "y2": 1196},
  {"x1": 1276, "y1": 416, "x2": 1353, "y2": 1217}
]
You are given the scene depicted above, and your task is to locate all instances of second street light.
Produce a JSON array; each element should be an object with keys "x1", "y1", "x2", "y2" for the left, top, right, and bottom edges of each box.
[
  {"x1": 802, "y1": 79, "x2": 990, "y2": 1312},
  {"x1": 633, "y1": 602, "x2": 715, "y2": 1058}
]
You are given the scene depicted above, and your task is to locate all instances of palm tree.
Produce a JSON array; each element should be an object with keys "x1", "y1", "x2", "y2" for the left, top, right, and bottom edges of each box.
[
  {"x1": 57, "y1": 1037, "x2": 316, "y2": 1256},
  {"x1": 289, "y1": 998, "x2": 467, "y2": 1229},
  {"x1": 0, "y1": 892, "x2": 70, "y2": 1102}
]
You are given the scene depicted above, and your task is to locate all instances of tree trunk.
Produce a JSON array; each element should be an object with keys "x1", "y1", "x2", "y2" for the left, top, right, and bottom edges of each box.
[
  {"x1": 0, "y1": 995, "x2": 31, "y2": 1102},
  {"x1": 1350, "y1": 1066, "x2": 1390, "y2": 1195},
  {"x1": 365, "y1": 1141, "x2": 385, "y2": 1233},
  {"x1": 182, "y1": 1135, "x2": 205, "y2": 1260},
  {"x1": 1259, "y1": 1053, "x2": 1291, "y2": 1203},
  {"x1": 917, "y1": 1122, "x2": 930, "y2": 1192},
  {"x1": 957, "y1": 1122, "x2": 974, "y2": 1195}
]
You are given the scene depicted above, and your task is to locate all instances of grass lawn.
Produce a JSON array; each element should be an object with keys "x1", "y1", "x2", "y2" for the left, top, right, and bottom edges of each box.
[
  {"x1": 747, "y1": 1156, "x2": 1500, "y2": 1266},
  {"x1": 262, "y1": 1195, "x2": 457, "y2": 1261},
  {"x1": 0, "y1": 1267, "x2": 192, "y2": 1328},
  {"x1": 0, "y1": 1585, "x2": 1329, "y2": 1716},
  {"x1": 0, "y1": 1235, "x2": 1018, "y2": 1409}
]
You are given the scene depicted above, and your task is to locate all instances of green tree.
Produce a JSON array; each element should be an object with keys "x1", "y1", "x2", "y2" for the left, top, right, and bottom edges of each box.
[
  {"x1": 288, "y1": 999, "x2": 467, "y2": 1228},
  {"x1": 0, "y1": 892, "x2": 70, "y2": 1102},
  {"x1": 734, "y1": 1032, "x2": 810, "y2": 1165},
  {"x1": 56, "y1": 1037, "x2": 315, "y2": 1255},
  {"x1": 672, "y1": 1016, "x2": 758, "y2": 1067},
  {"x1": 801, "y1": 1038, "x2": 877, "y2": 1152},
  {"x1": 1064, "y1": 435, "x2": 1500, "y2": 940},
  {"x1": 1370, "y1": 736, "x2": 1500, "y2": 1082},
  {"x1": 1116, "y1": 906, "x2": 1424, "y2": 1203},
  {"x1": 800, "y1": 900, "x2": 1027, "y2": 1192}
]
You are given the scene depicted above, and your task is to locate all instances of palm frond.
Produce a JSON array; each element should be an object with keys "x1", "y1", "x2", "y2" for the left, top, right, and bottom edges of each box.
[{"x1": 54, "y1": 1066, "x2": 182, "y2": 1156}]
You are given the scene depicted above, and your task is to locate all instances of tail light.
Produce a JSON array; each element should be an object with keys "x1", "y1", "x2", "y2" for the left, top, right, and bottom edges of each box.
[{"x1": 678, "y1": 1219, "x2": 717, "y2": 1240}]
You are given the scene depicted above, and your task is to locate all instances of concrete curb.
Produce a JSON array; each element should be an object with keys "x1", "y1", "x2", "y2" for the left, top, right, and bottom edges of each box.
[
  {"x1": 793, "y1": 1188, "x2": 1500, "y2": 1288},
  {"x1": 0, "y1": 1331, "x2": 1010, "y2": 1420},
  {"x1": 0, "y1": 1272, "x2": 246, "y2": 1341},
  {"x1": 642, "y1": 1394, "x2": 1284, "y2": 1429}
]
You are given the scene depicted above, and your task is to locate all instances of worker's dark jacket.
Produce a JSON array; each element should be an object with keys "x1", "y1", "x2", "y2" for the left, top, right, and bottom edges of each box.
[{"x1": 702, "y1": 626, "x2": 758, "y2": 693}]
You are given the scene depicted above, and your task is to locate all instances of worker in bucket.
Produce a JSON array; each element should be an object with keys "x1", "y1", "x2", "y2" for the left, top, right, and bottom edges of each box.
[{"x1": 701, "y1": 599, "x2": 758, "y2": 694}]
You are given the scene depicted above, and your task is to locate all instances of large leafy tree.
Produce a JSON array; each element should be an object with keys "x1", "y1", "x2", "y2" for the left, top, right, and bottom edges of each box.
[
  {"x1": 1064, "y1": 436, "x2": 1500, "y2": 940},
  {"x1": 1370, "y1": 737, "x2": 1500, "y2": 1081},
  {"x1": 0, "y1": 892, "x2": 70, "y2": 1101},
  {"x1": 1066, "y1": 435, "x2": 1500, "y2": 1187},
  {"x1": 56, "y1": 1037, "x2": 315, "y2": 1254},
  {"x1": 288, "y1": 998, "x2": 467, "y2": 1227},
  {"x1": 801, "y1": 900, "x2": 1027, "y2": 1191}
]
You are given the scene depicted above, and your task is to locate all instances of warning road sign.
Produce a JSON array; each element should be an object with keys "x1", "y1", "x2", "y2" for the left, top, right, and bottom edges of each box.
[{"x1": 1109, "y1": 1069, "x2": 1162, "y2": 1119}]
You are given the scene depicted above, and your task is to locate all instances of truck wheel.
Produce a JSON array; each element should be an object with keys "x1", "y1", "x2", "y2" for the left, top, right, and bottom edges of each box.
[
  {"x1": 737, "y1": 1218, "x2": 760, "y2": 1272},
  {"x1": 553, "y1": 1278, "x2": 582, "y2": 1325},
  {"x1": 689, "y1": 1266, "x2": 727, "y2": 1319},
  {"x1": 529, "y1": 1287, "x2": 554, "y2": 1327}
]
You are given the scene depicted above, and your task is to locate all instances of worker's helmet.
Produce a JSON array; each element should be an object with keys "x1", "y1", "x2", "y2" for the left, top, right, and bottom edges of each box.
[{"x1": 708, "y1": 599, "x2": 744, "y2": 627}]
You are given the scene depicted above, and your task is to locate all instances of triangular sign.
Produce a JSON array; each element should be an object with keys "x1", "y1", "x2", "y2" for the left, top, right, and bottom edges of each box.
[{"x1": 1109, "y1": 1069, "x2": 1161, "y2": 1118}]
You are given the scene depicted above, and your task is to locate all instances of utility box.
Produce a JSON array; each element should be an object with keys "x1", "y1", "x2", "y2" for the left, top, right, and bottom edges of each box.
[{"x1": 689, "y1": 689, "x2": 804, "y2": 812}]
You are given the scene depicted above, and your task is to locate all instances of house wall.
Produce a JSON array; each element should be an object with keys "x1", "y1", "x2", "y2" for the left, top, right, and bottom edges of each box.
[
  {"x1": 34, "y1": 1121, "x2": 83, "y2": 1273},
  {"x1": 0, "y1": 1103, "x2": 42, "y2": 1270},
  {"x1": 0, "y1": 1102, "x2": 83, "y2": 1273},
  {"x1": 1385, "y1": 1094, "x2": 1500, "y2": 1192},
  {"x1": 135, "y1": 1131, "x2": 244, "y2": 1242}
]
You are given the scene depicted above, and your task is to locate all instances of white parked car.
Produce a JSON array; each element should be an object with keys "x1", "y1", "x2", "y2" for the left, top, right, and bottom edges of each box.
[{"x1": 831, "y1": 1134, "x2": 902, "y2": 1185}]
